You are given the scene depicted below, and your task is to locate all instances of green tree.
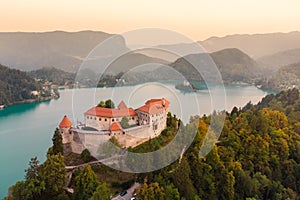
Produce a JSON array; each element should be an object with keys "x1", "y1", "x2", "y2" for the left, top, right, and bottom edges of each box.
[
  {"x1": 89, "y1": 182, "x2": 111, "y2": 200},
  {"x1": 81, "y1": 149, "x2": 92, "y2": 163},
  {"x1": 137, "y1": 179, "x2": 165, "y2": 200},
  {"x1": 51, "y1": 128, "x2": 63, "y2": 155},
  {"x1": 172, "y1": 157, "x2": 196, "y2": 200},
  {"x1": 164, "y1": 184, "x2": 180, "y2": 200},
  {"x1": 25, "y1": 157, "x2": 40, "y2": 180},
  {"x1": 97, "y1": 100, "x2": 106, "y2": 108},
  {"x1": 39, "y1": 153, "x2": 66, "y2": 198},
  {"x1": 218, "y1": 170, "x2": 235, "y2": 200},
  {"x1": 8, "y1": 157, "x2": 45, "y2": 200},
  {"x1": 74, "y1": 164, "x2": 99, "y2": 200},
  {"x1": 105, "y1": 99, "x2": 115, "y2": 108},
  {"x1": 120, "y1": 116, "x2": 130, "y2": 128}
]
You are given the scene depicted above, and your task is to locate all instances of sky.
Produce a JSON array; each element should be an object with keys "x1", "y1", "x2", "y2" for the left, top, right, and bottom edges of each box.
[{"x1": 1, "y1": 0, "x2": 300, "y2": 40}]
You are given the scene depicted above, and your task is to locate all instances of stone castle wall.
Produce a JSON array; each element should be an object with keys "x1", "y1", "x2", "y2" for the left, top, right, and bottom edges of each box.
[{"x1": 61, "y1": 124, "x2": 162, "y2": 155}]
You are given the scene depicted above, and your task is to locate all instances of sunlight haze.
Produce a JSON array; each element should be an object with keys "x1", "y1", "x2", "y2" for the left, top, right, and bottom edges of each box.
[{"x1": 1, "y1": 0, "x2": 300, "y2": 40}]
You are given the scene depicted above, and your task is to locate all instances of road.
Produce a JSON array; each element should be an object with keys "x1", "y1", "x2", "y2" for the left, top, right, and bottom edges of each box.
[{"x1": 111, "y1": 182, "x2": 140, "y2": 200}]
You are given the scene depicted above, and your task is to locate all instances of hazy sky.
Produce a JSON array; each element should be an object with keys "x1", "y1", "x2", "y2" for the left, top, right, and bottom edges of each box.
[{"x1": 1, "y1": 0, "x2": 300, "y2": 40}]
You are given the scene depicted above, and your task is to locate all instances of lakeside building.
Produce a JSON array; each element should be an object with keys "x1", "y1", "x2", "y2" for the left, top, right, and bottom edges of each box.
[
  {"x1": 59, "y1": 98, "x2": 170, "y2": 152},
  {"x1": 84, "y1": 98, "x2": 169, "y2": 135}
]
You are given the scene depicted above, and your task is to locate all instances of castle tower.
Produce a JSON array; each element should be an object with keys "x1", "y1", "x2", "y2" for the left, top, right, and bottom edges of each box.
[{"x1": 59, "y1": 115, "x2": 73, "y2": 144}]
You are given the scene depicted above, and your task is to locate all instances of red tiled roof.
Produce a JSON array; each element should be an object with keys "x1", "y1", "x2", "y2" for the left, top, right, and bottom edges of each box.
[
  {"x1": 137, "y1": 104, "x2": 164, "y2": 114},
  {"x1": 109, "y1": 122, "x2": 122, "y2": 131},
  {"x1": 59, "y1": 115, "x2": 72, "y2": 128},
  {"x1": 118, "y1": 101, "x2": 128, "y2": 110},
  {"x1": 85, "y1": 102, "x2": 136, "y2": 118},
  {"x1": 145, "y1": 98, "x2": 170, "y2": 108},
  {"x1": 137, "y1": 98, "x2": 170, "y2": 114}
]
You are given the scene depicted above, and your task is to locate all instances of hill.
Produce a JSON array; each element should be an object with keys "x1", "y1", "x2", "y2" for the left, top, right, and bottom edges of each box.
[
  {"x1": 257, "y1": 48, "x2": 300, "y2": 72},
  {"x1": 28, "y1": 67, "x2": 76, "y2": 86},
  {"x1": 200, "y1": 31, "x2": 300, "y2": 58},
  {"x1": 169, "y1": 48, "x2": 262, "y2": 84},
  {"x1": 103, "y1": 52, "x2": 169, "y2": 75},
  {"x1": 0, "y1": 64, "x2": 53, "y2": 105},
  {"x1": 0, "y1": 31, "x2": 127, "y2": 72},
  {"x1": 262, "y1": 62, "x2": 300, "y2": 91}
]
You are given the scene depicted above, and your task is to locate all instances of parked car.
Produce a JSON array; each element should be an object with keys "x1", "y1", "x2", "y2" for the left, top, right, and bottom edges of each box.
[{"x1": 120, "y1": 190, "x2": 127, "y2": 196}]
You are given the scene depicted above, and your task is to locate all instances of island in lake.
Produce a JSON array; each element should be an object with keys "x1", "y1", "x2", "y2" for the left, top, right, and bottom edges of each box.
[{"x1": 175, "y1": 80, "x2": 200, "y2": 92}]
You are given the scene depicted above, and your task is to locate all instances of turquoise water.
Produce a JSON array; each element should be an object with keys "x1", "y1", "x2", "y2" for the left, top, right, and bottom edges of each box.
[{"x1": 0, "y1": 84, "x2": 270, "y2": 198}]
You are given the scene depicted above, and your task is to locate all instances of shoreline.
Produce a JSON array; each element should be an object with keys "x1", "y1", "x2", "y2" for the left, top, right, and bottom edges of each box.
[{"x1": 2, "y1": 96, "x2": 59, "y2": 108}]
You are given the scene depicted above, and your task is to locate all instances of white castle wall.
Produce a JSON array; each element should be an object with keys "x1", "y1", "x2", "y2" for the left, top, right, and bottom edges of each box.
[{"x1": 85, "y1": 115, "x2": 138, "y2": 130}]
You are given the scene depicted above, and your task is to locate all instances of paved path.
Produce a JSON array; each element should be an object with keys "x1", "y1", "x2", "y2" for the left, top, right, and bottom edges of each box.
[{"x1": 111, "y1": 182, "x2": 140, "y2": 200}]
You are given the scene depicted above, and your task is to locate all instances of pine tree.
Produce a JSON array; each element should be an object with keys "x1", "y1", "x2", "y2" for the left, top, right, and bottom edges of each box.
[
  {"x1": 39, "y1": 153, "x2": 66, "y2": 198},
  {"x1": 25, "y1": 157, "x2": 39, "y2": 180},
  {"x1": 89, "y1": 182, "x2": 111, "y2": 200},
  {"x1": 52, "y1": 128, "x2": 63, "y2": 155},
  {"x1": 74, "y1": 165, "x2": 99, "y2": 200}
]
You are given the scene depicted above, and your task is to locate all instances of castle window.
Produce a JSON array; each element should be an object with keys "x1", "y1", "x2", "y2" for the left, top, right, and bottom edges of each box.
[
  {"x1": 132, "y1": 117, "x2": 134, "y2": 120},
  {"x1": 116, "y1": 118, "x2": 119, "y2": 121},
  {"x1": 94, "y1": 117, "x2": 96, "y2": 120},
  {"x1": 105, "y1": 118, "x2": 107, "y2": 121},
  {"x1": 99, "y1": 118, "x2": 101, "y2": 121},
  {"x1": 112, "y1": 118, "x2": 115, "y2": 122}
]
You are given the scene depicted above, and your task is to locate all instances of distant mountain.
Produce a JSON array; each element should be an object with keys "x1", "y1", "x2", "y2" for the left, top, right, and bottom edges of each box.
[
  {"x1": 211, "y1": 48, "x2": 262, "y2": 82},
  {"x1": 104, "y1": 52, "x2": 169, "y2": 75},
  {"x1": 0, "y1": 64, "x2": 52, "y2": 105},
  {"x1": 200, "y1": 31, "x2": 300, "y2": 58},
  {"x1": 262, "y1": 62, "x2": 300, "y2": 91},
  {"x1": 257, "y1": 48, "x2": 300, "y2": 72},
  {"x1": 170, "y1": 48, "x2": 262, "y2": 84},
  {"x1": 0, "y1": 31, "x2": 127, "y2": 72},
  {"x1": 28, "y1": 67, "x2": 76, "y2": 86}
]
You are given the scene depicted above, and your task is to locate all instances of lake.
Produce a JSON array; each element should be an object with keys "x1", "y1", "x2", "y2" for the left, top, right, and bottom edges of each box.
[{"x1": 0, "y1": 83, "x2": 270, "y2": 198}]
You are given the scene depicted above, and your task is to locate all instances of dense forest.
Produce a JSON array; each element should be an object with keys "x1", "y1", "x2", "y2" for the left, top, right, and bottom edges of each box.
[
  {"x1": 5, "y1": 89, "x2": 300, "y2": 200},
  {"x1": 28, "y1": 67, "x2": 76, "y2": 86},
  {"x1": 262, "y1": 62, "x2": 300, "y2": 92},
  {"x1": 0, "y1": 64, "x2": 52, "y2": 105}
]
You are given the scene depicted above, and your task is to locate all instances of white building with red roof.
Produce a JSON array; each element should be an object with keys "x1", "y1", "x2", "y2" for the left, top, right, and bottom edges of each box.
[
  {"x1": 59, "y1": 98, "x2": 170, "y2": 151},
  {"x1": 136, "y1": 98, "x2": 170, "y2": 135},
  {"x1": 84, "y1": 101, "x2": 138, "y2": 131},
  {"x1": 84, "y1": 98, "x2": 169, "y2": 136}
]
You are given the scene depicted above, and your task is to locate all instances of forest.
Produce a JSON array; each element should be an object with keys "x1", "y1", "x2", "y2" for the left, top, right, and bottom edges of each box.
[
  {"x1": 5, "y1": 89, "x2": 300, "y2": 200},
  {"x1": 27, "y1": 67, "x2": 75, "y2": 86},
  {"x1": 0, "y1": 64, "x2": 51, "y2": 105}
]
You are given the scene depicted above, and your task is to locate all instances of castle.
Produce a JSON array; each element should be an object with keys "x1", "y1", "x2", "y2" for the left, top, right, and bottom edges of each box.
[{"x1": 59, "y1": 98, "x2": 169, "y2": 154}]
